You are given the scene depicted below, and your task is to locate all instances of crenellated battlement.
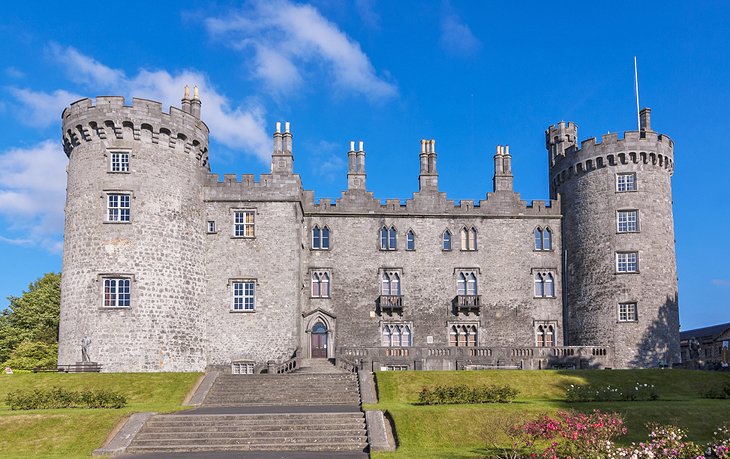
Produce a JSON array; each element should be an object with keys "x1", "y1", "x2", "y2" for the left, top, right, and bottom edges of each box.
[
  {"x1": 300, "y1": 188, "x2": 560, "y2": 218},
  {"x1": 204, "y1": 172, "x2": 302, "y2": 202},
  {"x1": 547, "y1": 117, "x2": 675, "y2": 192},
  {"x1": 61, "y1": 96, "x2": 210, "y2": 168}
]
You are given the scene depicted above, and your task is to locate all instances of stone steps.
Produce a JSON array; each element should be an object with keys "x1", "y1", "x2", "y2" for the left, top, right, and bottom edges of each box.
[{"x1": 126, "y1": 413, "x2": 368, "y2": 453}]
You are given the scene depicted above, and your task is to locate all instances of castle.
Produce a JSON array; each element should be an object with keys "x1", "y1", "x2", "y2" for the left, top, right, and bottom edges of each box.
[{"x1": 57, "y1": 88, "x2": 680, "y2": 372}]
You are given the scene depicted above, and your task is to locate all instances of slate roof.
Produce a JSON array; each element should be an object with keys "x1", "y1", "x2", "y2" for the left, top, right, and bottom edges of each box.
[{"x1": 680, "y1": 322, "x2": 730, "y2": 342}]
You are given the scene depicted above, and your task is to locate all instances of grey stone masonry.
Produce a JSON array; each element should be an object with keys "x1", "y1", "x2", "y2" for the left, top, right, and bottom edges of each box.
[{"x1": 57, "y1": 92, "x2": 681, "y2": 372}]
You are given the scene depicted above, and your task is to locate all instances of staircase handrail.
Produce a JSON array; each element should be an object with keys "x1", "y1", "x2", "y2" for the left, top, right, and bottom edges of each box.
[
  {"x1": 272, "y1": 347, "x2": 302, "y2": 374},
  {"x1": 335, "y1": 355, "x2": 361, "y2": 373}
]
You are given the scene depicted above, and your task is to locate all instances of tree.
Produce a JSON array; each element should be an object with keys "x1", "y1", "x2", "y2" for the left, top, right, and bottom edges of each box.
[{"x1": 0, "y1": 272, "x2": 61, "y2": 368}]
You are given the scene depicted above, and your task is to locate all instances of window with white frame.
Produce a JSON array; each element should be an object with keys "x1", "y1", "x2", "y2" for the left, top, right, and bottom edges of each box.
[
  {"x1": 616, "y1": 173, "x2": 637, "y2": 192},
  {"x1": 534, "y1": 227, "x2": 553, "y2": 251},
  {"x1": 460, "y1": 226, "x2": 478, "y2": 251},
  {"x1": 456, "y1": 272, "x2": 477, "y2": 296},
  {"x1": 618, "y1": 302, "x2": 638, "y2": 322},
  {"x1": 449, "y1": 324, "x2": 478, "y2": 347},
  {"x1": 380, "y1": 225, "x2": 397, "y2": 250},
  {"x1": 406, "y1": 230, "x2": 415, "y2": 251},
  {"x1": 232, "y1": 362, "x2": 255, "y2": 374},
  {"x1": 536, "y1": 324, "x2": 555, "y2": 347},
  {"x1": 103, "y1": 277, "x2": 131, "y2": 308},
  {"x1": 381, "y1": 270, "x2": 401, "y2": 296},
  {"x1": 311, "y1": 271, "x2": 331, "y2": 298},
  {"x1": 312, "y1": 225, "x2": 330, "y2": 250},
  {"x1": 382, "y1": 323, "x2": 412, "y2": 347},
  {"x1": 207, "y1": 221, "x2": 216, "y2": 233},
  {"x1": 616, "y1": 252, "x2": 638, "y2": 273},
  {"x1": 534, "y1": 272, "x2": 555, "y2": 298},
  {"x1": 107, "y1": 193, "x2": 131, "y2": 222},
  {"x1": 110, "y1": 151, "x2": 130, "y2": 172},
  {"x1": 442, "y1": 230, "x2": 452, "y2": 251},
  {"x1": 233, "y1": 210, "x2": 255, "y2": 238},
  {"x1": 617, "y1": 210, "x2": 639, "y2": 233},
  {"x1": 232, "y1": 280, "x2": 255, "y2": 311}
]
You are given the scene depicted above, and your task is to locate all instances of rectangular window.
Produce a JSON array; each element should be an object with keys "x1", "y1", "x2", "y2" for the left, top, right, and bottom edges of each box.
[
  {"x1": 107, "y1": 193, "x2": 130, "y2": 222},
  {"x1": 232, "y1": 280, "x2": 255, "y2": 311},
  {"x1": 232, "y1": 362, "x2": 255, "y2": 374},
  {"x1": 234, "y1": 210, "x2": 255, "y2": 237},
  {"x1": 618, "y1": 302, "x2": 638, "y2": 322},
  {"x1": 207, "y1": 221, "x2": 216, "y2": 233},
  {"x1": 110, "y1": 152, "x2": 129, "y2": 172},
  {"x1": 616, "y1": 252, "x2": 638, "y2": 273},
  {"x1": 616, "y1": 173, "x2": 637, "y2": 192},
  {"x1": 617, "y1": 210, "x2": 639, "y2": 232},
  {"x1": 103, "y1": 278, "x2": 131, "y2": 308}
]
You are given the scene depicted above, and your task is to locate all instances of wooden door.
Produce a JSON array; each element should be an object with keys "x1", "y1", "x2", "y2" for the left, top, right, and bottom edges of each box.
[{"x1": 311, "y1": 332, "x2": 328, "y2": 358}]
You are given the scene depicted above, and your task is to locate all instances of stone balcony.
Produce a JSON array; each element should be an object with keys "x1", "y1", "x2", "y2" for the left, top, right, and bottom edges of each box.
[
  {"x1": 453, "y1": 295, "x2": 481, "y2": 313},
  {"x1": 378, "y1": 295, "x2": 403, "y2": 313}
]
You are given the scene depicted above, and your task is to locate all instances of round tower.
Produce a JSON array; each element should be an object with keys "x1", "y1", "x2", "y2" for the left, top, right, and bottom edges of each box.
[
  {"x1": 58, "y1": 93, "x2": 210, "y2": 371},
  {"x1": 546, "y1": 109, "x2": 680, "y2": 368}
]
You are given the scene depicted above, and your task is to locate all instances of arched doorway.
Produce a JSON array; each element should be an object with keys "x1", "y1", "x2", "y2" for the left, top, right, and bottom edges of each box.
[{"x1": 311, "y1": 322, "x2": 328, "y2": 358}]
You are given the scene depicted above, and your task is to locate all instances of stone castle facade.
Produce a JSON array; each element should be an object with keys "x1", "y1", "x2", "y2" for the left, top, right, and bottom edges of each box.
[{"x1": 57, "y1": 90, "x2": 680, "y2": 372}]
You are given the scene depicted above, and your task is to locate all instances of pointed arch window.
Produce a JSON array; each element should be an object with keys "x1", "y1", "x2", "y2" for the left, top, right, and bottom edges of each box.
[
  {"x1": 449, "y1": 323, "x2": 478, "y2": 347},
  {"x1": 311, "y1": 270, "x2": 331, "y2": 298},
  {"x1": 380, "y1": 225, "x2": 397, "y2": 250},
  {"x1": 534, "y1": 271, "x2": 555, "y2": 298},
  {"x1": 457, "y1": 272, "x2": 467, "y2": 295},
  {"x1": 460, "y1": 226, "x2": 478, "y2": 251},
  {"x1": 442, "y1": 230, "x2": 452, "y2": 251},
  {"x1": 312, "y1": 225, "x2": 330, "y2": 250},
  {"x1": 406, "y1": 230, "x2": 415, "y2": 251},
  {"x1": 381, "y1": 272, "x2": 401, "y2": 296},
  {"x1": 534, "y1": 227, "x2": 553, "y2": 251},
  {"x1": 382, "y1": 323, "x2": 412, "y2": 347},
  {"x1": 536, "y1": 324, "x2": 555, "y2": 347}
]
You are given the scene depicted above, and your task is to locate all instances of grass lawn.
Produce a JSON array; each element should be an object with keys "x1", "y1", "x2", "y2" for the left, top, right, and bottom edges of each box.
[
  {"x1": 369, "y1": 369, "x2": 730, "y2": 459},
  {"x1": 0, "y1": 372, "x2": 201, "y2": 459}
]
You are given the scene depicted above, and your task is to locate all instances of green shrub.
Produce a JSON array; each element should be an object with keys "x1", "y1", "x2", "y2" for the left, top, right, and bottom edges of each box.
[
  {"x1": 3, "y1": 340, "x2": 57, "y2": 370},
  {"x1": 418, "y1": 384, "x2": 518, "y2": 405},
  {"x1": 5, "y1": 386, "x2": 127, "y2": 410},
  {"x1": 565, "y1": 382, "x2": 659, "y2": 402},
  {"x1": 702, "y1": 382, "x2": 730, "y2": 399}
]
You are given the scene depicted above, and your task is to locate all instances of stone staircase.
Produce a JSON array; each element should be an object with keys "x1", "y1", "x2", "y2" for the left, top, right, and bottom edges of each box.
[{"x1": 124, "y1": 359, "x2": 369, "y2": 455}]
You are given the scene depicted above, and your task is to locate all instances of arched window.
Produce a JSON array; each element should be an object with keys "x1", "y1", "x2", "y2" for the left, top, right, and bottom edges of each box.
[
  {"x1": 312, "y1": 225, "x2": 321, "y2": 248},
  {"x1": 321, "y1": 226, "x2": 330, "y2": 249},
  {"x1": 450, "y1": 325, "x2": 458, "y2": 346},
  {"x1": 382, "y1": 323, "x2": 412, "y2": 347},
  {"x1": 536, "y1": 325, "x2": 545, "y2": 347},
  {"x1": 406, "y1": 230, "x2": 415, "y2": 251},
  {"x1": 392, "y1": 325, "x2": 401, "y2": 347},
  {"x1": 460, "y1": 227, "x2": 468, "y2": 250},
  {"x1": 534, "y1": 227, "x2": 543, "y2": 250},
  {"x1": 457, "y1": 272, "x2": 467, "y2": 295},
  {"x1": 382, "y1": 325, "x2": 392, "y2": 347},
  {"x1": 469, "y1": 227, "x2": 477, "y2": 251},
  {"x1": 458, "y1": 325, "x2": 468, "y2": 347},
  {"x1": 542, "y1": 228, "x2": 552, "y2": 251},
  {"x1": 544, "y1": 273, "x2": 554, "y2": 297},
  {"x1": 380, "y1": 226, "x2": 397, "y2": 250},
  {"x1": 466, "y1": 273, "x2": 477, "y2": 295},
  {"x1": 312, "y1": 322, "x2": 327, "y2": 333},
  {"x1": 321, "y1": 272, "x2": 330, "y2": 297},
  {"x1": 534, "y1": 273, "x2": 544, "y2": 297},
  {"x1": 311, "y1": 272, "x2": 321, "y2": 297},
  {"x1": 401, "y1": 324, "x2": 411, "y2": 347},
  {"x1": 443, "y1": 230, "x2": 452, "y2": 251},
  {"x1": 460, "y1": 226, "x2": 477, "y2": 251},
  {"x1": 382, "y1": 272, "x2": 401, "y2": 296},
  {"x1": 466, "y1": 325, "x2": 478, "y2": 347},
  {"x1": 545, "y1": 325, "x2": 554, "y2": 347}
]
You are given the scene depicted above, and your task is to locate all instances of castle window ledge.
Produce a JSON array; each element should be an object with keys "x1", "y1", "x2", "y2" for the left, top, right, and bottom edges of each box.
[
  {"x1": 230, "y1": 236, "x2": 255, "y2": 239},
  {"x1": 453, "y1": 295, "x2": 481, "y2": 313},
  {"x1": 107, "y1": 171, "x2": 131, "y2": 175},
  {"x1": 98, "y1": 306, "x2": 131, "y2": 311},
  {"x1": 229, "y1": 309, "x2": 256, "y2": 313},
  {"x1": 533, "y1": 295, "x2": 557, "y2": 299},
  {"x1": 103, "y1": 221, "x2": 132, "y2": 225},
  {"x1": 378, "y1": 295, "x2": 403, "y2": 312},
  {"x1": 614, "y1": 271, "x2": 640, "y2": 275}
]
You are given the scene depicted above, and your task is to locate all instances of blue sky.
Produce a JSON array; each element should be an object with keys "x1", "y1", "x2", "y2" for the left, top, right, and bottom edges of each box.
[{"x1": 0, "y1": 1, "x2": 728, "y2": 330}]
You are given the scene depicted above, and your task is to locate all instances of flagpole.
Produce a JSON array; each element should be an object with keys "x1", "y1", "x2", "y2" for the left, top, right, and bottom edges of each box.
[{"x1": 634, "y1": 56, "x2": 640, "y2": 130}]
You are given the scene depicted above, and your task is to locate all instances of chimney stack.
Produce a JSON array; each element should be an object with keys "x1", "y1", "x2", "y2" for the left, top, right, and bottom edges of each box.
[{"x1": 493, "y1": 145, "x2": 514, "y2": 192}]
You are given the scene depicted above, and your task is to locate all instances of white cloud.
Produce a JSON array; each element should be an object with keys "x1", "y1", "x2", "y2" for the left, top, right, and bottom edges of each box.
[
  {"x1": 10, "y1": 46, "x2": 271, "y2": 161},
  {"x1": 712, "y1": 279, "x2": 730, "y2": 287},
  {"x1": 5, "y1": 66, "x2": 25, "y2": 79},
  {"x1": 355, "y1": 0, "x2": 381, "y2": 30},
  {"x1": 204, "y1": 0, "x2": 397, "y2": 101},
  {"x1": 9, "y1": 88, "x2": 84, "y2": 127},
  {"x1": 440, "y1": 9, "x2": 481, "y2": 57},
  {"x1": 0, "y1": 140, "x2": 67, "y2": 253}
]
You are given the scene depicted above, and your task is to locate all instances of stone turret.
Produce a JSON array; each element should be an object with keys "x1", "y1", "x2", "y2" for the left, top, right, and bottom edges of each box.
[
  {"x1": 547, "y1": 109, "x2": 679, "y2": 368},
  {"x1": 58, "y1": 91, "x2": 210, "y2": 372},
  {"x1": 492, "y1": 145, "x2": 513, "y2": 192}
]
